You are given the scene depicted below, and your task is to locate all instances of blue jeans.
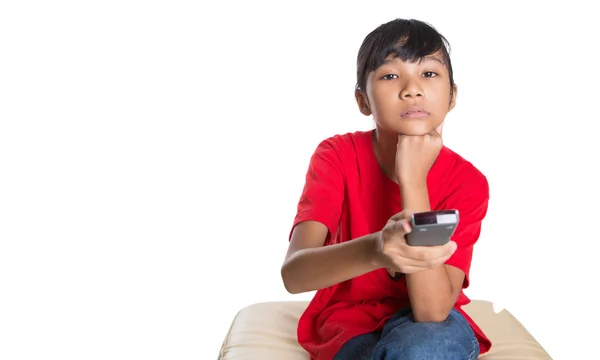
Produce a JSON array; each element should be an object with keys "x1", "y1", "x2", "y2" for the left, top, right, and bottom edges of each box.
[{"x1": 333, "y1": 308, "x2": 479, "y2": 360}]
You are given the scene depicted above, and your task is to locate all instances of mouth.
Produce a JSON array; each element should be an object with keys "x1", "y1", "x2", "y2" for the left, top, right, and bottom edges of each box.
[{"x1": 400, "y1": 109, "x2": 430, "y2": 119}]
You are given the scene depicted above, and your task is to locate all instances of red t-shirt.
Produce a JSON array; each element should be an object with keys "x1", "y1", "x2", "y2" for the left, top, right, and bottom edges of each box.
[{"x1": 289, "y1": 130, "x2": 492, "y2": 360}]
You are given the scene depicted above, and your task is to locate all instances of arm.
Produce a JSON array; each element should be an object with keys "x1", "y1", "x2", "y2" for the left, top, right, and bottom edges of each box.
[
  {"x1": 281, "y1": 221, "x2": 381, "y2": 294},
  {"x1": 401, "y1": 184, "x2": 466, "y2": 322},
  {"x1": 281, "y1": 138, "x2": 384, "y2": 294}
]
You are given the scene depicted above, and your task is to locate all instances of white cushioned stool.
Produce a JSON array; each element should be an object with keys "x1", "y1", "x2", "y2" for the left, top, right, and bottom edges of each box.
[{"x1": 218, "y1": 300, "x2": 551, "y2": 359}]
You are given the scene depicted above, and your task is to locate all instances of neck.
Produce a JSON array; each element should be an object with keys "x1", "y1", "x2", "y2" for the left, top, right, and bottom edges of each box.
[{"x1": 372, "y1": 128, "x2": 398, "y2": 182}]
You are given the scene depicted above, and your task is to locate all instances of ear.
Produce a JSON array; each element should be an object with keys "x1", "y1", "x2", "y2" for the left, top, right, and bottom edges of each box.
[
  {"x1": 355, "y1": 89, "x2": 371, "y2": 116},
  {"x1": 448, "y1": 84, "x2": 458, "y2": 111}
]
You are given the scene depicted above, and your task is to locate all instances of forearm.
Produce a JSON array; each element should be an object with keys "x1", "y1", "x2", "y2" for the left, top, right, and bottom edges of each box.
[
  {"x1": 405, "y1": 266, "x2": 455, "y2": 321},
  {"x1": 401, "y1": 183, "x2": 455, "y2": 322},
  {"x1": 281, "y1": 232, "x2": 381, "y2": 294}
]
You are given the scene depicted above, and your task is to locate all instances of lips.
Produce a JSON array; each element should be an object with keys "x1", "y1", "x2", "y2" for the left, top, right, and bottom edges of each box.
[{"x1": 401, "y1": 109, "x2": 430, "y2": 118}]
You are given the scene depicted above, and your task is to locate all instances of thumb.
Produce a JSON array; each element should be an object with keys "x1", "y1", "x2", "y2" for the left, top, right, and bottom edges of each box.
[
  {"x1": 391, "y1": 219, "x2": 412, "y2": 234},
  {"x1": 389, "y1": 209, "x2": 414, "y2": 222}
]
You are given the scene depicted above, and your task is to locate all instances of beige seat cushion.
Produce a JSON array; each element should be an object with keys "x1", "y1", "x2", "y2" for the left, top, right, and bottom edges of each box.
[{"x1": 218, "y1": 300, "x2": 551, "y2": 360}]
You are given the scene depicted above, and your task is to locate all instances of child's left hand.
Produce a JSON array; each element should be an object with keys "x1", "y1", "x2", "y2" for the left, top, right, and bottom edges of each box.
[{"x1": 395, "y1": 127, "x2": 443, "y2": 186}]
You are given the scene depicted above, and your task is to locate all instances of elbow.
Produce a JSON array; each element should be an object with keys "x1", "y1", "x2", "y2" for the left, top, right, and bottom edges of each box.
[
  {"x1": 284, "y1": 284, "x2": 302, "y2": 295},
  {"x1": 280, "y1": 263, "x2": 303, "y2": 294},
  {"x1": 282, "y1": 278, "x2": 302, "y2": 295}
]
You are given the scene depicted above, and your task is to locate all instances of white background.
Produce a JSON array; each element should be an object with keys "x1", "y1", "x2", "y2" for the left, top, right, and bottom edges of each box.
[{"x1": 1, "y1": 1, "x2": 598, "y2": 359}]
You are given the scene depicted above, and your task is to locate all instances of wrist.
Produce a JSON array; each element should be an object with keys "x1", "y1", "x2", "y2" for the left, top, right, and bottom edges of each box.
[
  {"x1": 368, "y1": 231, "x2": 384, "y2": 269},
  {"x1": 399, "y1": 181, "x2": 428, "y2": 192},
  {"x1": 399, "y1": 182, "x2": 431, "y2": 212}
]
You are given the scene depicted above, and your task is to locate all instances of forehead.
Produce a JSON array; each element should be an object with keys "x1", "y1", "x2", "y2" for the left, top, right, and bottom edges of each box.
[{"x1": 381, "y1": 52, "x2": 446, "y2": 66}]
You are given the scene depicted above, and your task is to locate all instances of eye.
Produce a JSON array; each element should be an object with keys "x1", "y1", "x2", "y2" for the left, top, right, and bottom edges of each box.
[
  {"x1": 381, "y1": 74, "x2": 398, "y2": 80},
  {"x1": 423, "y1": 71, "x2": 437, "y2": 78}
]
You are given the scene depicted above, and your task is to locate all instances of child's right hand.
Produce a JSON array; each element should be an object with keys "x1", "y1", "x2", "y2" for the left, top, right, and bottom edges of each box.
[{"x1": 374, "y1": 210, "x2": 457, "y2": 274}]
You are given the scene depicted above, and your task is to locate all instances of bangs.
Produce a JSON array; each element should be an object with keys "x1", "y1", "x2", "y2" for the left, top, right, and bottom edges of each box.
[{"x1": 356, "y1": 19, "x2": 453, "y2": 91}]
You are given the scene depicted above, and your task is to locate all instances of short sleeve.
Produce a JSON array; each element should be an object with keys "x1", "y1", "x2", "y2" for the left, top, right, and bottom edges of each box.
[
  {"x1": 289, "y1": 138, "x2": 346, "y2": 243},
  {"x1": 444, "y1": 174, "x2": 489, "y2": 289}
]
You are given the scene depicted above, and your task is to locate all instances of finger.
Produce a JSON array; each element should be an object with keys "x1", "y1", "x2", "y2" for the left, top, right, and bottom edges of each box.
[
  {"x1": 392, "y1": 256, "x2": 437, "y2": 272},
  {"x1": 389, "y1": 209, "x2": 414, "y2": 222},
  {"x1": 425, "y1": 241, "x2": 457, "y2": 265},
  {"x1": 430, "y1": 241, "x2": 457, "y2": 262},
  {"x1": 399, "y1": 240, "x2": 456, "y2": 262},
  {"x1": 434, "y1": 122, "x2": 444, "y2": 136},
  {"x1": 390, "y1": 241, "x2": 458, "y2": 271},
  {"x1": 383, "y1": 219, "x2": 410, "y2": 237},
  {"x1": 449, "y1": 240, "x2": 457, "y2": 253},
  {"x1": 395, "y1": 252, "x2": 449, "y2": 270},
  {"x1": 391, "y1": 219, "x2": 412, "y2": 233}
]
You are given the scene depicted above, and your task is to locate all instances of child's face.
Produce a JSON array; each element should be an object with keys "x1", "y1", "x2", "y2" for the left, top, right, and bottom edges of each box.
[{"x1": 359, "y1": 51, "x2": 457, "y2": 136}]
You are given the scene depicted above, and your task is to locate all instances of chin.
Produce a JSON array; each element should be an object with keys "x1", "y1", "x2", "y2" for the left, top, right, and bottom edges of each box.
[
  {"x1": 376, "y1": 119, "x2": 436, "y2": 136},
  {"x1": 394, "y1": 125, "x2": 432, "y2": 136}
]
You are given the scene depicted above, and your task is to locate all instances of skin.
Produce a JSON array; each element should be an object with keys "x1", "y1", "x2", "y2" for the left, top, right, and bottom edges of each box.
[{"x1": 281, "y1": 50, "x2": 462, "y2": 323}]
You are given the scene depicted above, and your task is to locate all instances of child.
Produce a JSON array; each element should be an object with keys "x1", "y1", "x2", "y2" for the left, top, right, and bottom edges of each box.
[{"x1": 281, "y1": 18, "x2": 491, "y2": 360}]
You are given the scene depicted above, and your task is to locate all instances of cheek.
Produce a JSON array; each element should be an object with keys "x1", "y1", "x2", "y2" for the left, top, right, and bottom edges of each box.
[
  {"x1": 431, "y1": 82, "x2": 452, "y2": 98},
  {"x1": 371, "y1": 87, "x2": 397, "y2": 111}
]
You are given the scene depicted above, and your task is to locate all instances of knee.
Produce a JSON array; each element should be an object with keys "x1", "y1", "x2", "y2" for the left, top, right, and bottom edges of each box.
[
  {"x1": 373, "y1": 311, "x2": 478, "y2": 360},
  {"x1": 373, "y1": 324, "x2": 450, "y2": 359}
]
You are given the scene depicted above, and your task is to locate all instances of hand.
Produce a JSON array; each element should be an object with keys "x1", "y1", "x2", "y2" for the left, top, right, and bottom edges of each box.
[
  {"x1": 374, "y1": 210, "x2": 457, "y2": 274},
  {"x1": 395, "y1": 126, "x2": 443, "y2": 186}
]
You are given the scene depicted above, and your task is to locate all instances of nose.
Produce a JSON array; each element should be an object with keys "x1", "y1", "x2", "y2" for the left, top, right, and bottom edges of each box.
[{"x1": 399, "y1": 79, "x2": 423, "y2": 99}]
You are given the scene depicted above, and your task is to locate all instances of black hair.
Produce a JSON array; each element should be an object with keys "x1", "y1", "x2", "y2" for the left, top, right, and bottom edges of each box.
[{"x1": 356, "y1": 19, "x2": 454, "y2": 96}]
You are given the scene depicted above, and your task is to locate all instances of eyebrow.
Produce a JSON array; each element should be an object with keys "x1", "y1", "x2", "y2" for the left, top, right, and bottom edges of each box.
[
  {"x1": 382, "y1": 55, "x2": 445, "y2": 66},
  {"x1": 421, "y1": 56, "x2": 445, "y2": 65}
]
